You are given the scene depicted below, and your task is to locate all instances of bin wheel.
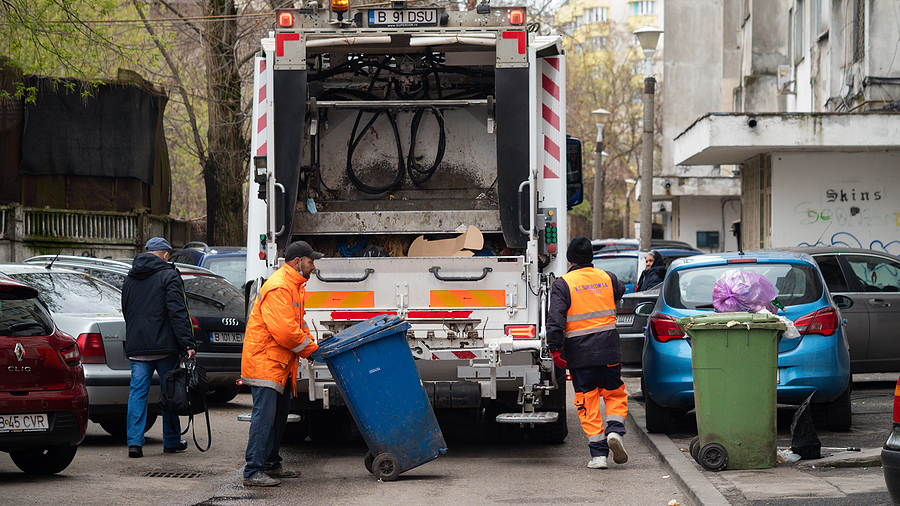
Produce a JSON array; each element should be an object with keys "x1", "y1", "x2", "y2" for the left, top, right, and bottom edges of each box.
[
  {"x1": 373, "y1": 453, "x2": 401, "y2": 481},
  {"x1": 689, "y1": 436, "x2": 701, "y2": 462},
  {"x1": 699, "y1": 442, "x2": 728, "y2": 472},
  {"x1": 364, "y1": 451, "x2": 375, "y2": 474}
]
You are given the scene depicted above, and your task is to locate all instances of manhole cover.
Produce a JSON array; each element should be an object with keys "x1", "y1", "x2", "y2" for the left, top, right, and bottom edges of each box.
[{"x1": 143, "y1": 471, "x2": 203, "y2": 479}]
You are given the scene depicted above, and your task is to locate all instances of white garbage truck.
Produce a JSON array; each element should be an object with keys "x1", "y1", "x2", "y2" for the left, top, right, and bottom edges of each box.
[{"x1": 245, "y1": 1, "x2": 583, "y2": 443}]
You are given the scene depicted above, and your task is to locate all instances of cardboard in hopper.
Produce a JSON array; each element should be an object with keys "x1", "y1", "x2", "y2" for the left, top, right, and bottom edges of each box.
[{"x1": 408, "y1": 226, "x2": 484, "y2": 257}]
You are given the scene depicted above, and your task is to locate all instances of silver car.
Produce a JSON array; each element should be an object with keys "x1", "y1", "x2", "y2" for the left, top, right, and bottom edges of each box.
[{"x1": 0, "y1": 263, "x2": 158, "y2": 436}]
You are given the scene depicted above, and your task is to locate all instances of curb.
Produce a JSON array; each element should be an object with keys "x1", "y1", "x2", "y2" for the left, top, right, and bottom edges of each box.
[{"x1": 626, "y1": 396, "x2": 731, "y2": 506}]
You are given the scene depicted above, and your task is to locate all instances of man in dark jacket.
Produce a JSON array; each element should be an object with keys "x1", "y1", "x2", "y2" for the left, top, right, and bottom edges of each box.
[
  {"x1": 547, "y1": 236, "x2": 627, "y2": 469},
  {"x1": 122, "y1": 237, "x2": 196, "y2": 458}
]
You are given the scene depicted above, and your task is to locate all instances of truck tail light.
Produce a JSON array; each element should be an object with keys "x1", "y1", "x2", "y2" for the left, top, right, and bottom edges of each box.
[
  {"x1": 794, "y1": 307, "x2": 839, "y2": 336},
  {"x1": 505, "y1": 324, "x2": 536, "y2": 339},
  {"x1": 509, "y1": 9, "x2": 524, "y2": 25},
  {"x1": 650, "y1": 313, "x2": 685, "y2": 342},
  {"x1": 332, "y1": 0, "x2": 348, "y2": 13},
  {"x1": 277, "y1": 11, "x2": 294, "y2": 27},
  {"x1": 76, "y1": 333, "x2": 107, "y2": 364}
]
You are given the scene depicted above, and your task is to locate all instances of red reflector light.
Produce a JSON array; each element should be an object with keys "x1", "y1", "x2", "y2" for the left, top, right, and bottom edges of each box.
[
  {"x1": 727, "y1": 258, "x2": 757, "y2": 264},
  {"x1": 509, "y1": 9, "x2": 525, "y2": 25},
  {"x1": 277, "y1": 11, "x2": 294, "y2": 27},
  {"x1": 331, "y1": 0, "x2": 348, "y2": 12},
  {"x1": 258, "y1": 251, "x2": 266, "y2": 260},
  {"x1": 505, "y1": 324, "x2": 536, "y2": 339},
  {"x1": 794, "y1": 306, "x2": 839, "y2": 336},
  {"x1": 566, "y1": 374, "x2": 572, "y2": 381},
  {"x1": 60, "y1": 342, "x2": 81, "y2": 367},
  {"x1": 650, "y1": 313, "x2": 686, "y2": 342},
  {"x1": 76, "y1": 333, "x2": 106, "y2": 364},
  {"x1": 893, "y1": 378, "x2": 900, "y2": 424},
  {"x1": 191, "y1": 316, "x2": 202, "y2": 332}
]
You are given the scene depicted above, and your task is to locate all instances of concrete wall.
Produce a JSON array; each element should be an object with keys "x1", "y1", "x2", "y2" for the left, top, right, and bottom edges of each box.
[
  {"x1": 675, "y1": 195, "x2": 741, "y2": 253},
  {"x1": 770, "y1": 151, "x2": 900, "y2": 255}
]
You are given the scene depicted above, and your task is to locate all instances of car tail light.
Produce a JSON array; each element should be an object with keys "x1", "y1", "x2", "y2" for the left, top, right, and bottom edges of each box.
[
  {"x1": 77, "y1": 333, "x2": 106, "y2": 364},
  {"x1": 191, "y1": 316, "x2": 202, "y2": 331},
  {"x1": 650, "y1": 313, "x2": 686, "y2": 342},
  {"x1": 60, "y1": 342, "x2": 81, "y2": 367},
  {"x1": 893, "y1": 377, "x2": 900, "y2": 424},
  {"x1": 505, "y1": 324, "x2": 536, "y2": 339},
  {"x1": 794, "y1": 306, "x2": 839, "y2": 336}
]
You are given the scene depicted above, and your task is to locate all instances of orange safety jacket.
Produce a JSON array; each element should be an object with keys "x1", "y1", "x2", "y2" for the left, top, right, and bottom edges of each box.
[
  {"x1": 561, "y1": 267, "x2": 617, "y2": 337},
  {"x1": 241, "y1": 263, "x2": 319, "y2": 394}
]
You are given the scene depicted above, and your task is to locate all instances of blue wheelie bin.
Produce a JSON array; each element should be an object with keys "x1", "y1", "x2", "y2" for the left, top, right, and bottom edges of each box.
[{"x1": 317, "y1": 314, "x2": 447, "y2": 480}]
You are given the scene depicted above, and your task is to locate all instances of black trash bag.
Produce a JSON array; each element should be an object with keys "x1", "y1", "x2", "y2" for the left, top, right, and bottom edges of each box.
[{"x1": 790, "y1": 393, "x2": 821, "y2": 459}]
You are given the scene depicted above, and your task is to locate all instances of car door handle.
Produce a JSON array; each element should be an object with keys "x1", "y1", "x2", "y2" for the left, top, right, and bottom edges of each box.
[{"x1": 868, "y1": 299, "x2": 891, "y2": 308}]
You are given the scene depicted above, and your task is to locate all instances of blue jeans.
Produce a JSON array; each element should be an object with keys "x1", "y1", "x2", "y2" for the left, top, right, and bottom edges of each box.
[
  {"x1": 127, "y1": 354, "x2": 182, "y2": 448},
  {"x1": 244, "y1": 386, "x2": 291, "y2": 478}
]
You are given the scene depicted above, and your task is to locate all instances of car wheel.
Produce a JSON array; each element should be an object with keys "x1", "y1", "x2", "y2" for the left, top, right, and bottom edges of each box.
[
  {"x1": 9, "y1": 445, "x2": 78, "y2": 475},
  {"x1": 642, "y1": 376, "x2": 672, "y2": 433},
  {"x1": 823, "y1": 382, "x2": 852, "y2": 432},
  {"x1": 98, "y1": 413, "x2": 159, "y2": 437},
  {"x1": 207, "y1": 385, "x2": 240, "y2": 404}
]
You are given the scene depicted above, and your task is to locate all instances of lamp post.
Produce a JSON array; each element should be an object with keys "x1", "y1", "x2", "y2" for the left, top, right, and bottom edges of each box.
[
  {"x1": 591, "y1": 107, "x2": 610, "y2": 240},
  {"x1": 634, "y1": 25, "x2": 662, "y2": 253},
  {"x1": 623, "y1": 178, "x2": 636, "y2": 238}
]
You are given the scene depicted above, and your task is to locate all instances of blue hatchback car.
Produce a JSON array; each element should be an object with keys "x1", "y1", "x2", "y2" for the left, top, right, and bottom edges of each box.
[{"x1": 639, "y1": 251, "x2": 852, "y2": 433}]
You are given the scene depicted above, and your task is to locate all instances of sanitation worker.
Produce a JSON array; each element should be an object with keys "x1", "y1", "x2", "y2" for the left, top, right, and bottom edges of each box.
[
  {"x1": 547, "y1": 236, "x2": 628, "y2": 469},
  {"x1": 241, "y1": 241, "x2": 322, "y2": 486}
]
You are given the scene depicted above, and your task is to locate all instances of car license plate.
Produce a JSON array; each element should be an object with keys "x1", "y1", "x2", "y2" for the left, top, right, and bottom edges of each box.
[
  {"x1": 0, "y1": 413, "x2": 49, "y2": 433},
  {"x1": 616, "y1": 314, "x2": 635, "y2": 326},
  {"x1": 211, "y1": 332, "x2": 244, "y2": 344},
  {"x1": 368, "y1": 9, "x2": 438, "y2": 27}
]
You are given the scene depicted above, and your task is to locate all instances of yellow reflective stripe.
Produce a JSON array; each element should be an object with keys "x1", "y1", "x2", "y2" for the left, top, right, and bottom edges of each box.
[
  {"x1": 304, "y1": 291, "x2": 375, "y2": 308},
  {"x1": 430, "y1": 290, "x2": 505, "y2": 307},
  {"x1": 565, "y1": 323, "x2": 616, "y2": 337},
  {"x1": 568, "y1": 309, "x2": 616, "y2": 322}
]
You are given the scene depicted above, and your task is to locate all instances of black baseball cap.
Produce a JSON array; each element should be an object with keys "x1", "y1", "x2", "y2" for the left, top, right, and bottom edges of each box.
[{"x1": 285, "y1": 240, "x2": 324, "y2": 261}]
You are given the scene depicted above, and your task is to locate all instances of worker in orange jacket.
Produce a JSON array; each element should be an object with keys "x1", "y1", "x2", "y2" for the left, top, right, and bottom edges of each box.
[
  {"x1": 242, "y1": 241, "x2": 322, "y2": 487},
  {"x1": 547, "y1": 236, "x2": 628, "y2": 469}
]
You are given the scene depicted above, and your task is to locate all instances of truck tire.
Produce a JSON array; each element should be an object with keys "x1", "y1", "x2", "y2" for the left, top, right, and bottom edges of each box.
[
  {"x1": 484, "y1": 400, "x2": 525, "y2": 443},
  {"x1": 526, "y1": 376, "x2": 568, "y2": 444}
]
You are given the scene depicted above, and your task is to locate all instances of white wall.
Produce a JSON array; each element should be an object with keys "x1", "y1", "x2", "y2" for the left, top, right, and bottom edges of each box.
[
  {"x1": 770, "y1": 152, "x2": 900, "y2": 255},
  {"x1": 676, "y1": 195, "x2": 741, "y2": 253}
]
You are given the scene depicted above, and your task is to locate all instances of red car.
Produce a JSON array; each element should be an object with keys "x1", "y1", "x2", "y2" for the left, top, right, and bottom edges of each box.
[{"x1": 0, "y1": 274, "x2": 89, "y2": 474}]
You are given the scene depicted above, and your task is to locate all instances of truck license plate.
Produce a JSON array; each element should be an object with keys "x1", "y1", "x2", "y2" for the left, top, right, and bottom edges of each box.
[
  {"x1": 211, "y1": 332, "x2": 244, "y2": 344},
  {"x1": 368, "y1": 9, "x2": 437, "y2": 27},
  {"x1": 0, "y1": 413, "x2": 49, "y2": 433}
]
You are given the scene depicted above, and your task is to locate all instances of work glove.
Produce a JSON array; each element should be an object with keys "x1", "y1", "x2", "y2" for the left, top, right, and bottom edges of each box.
[{"x1": 551, "y1": 350, "x2": 567, "y2": 369}]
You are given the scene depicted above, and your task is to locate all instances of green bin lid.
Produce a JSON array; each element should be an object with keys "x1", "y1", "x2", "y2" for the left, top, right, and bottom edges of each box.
[{"x1": 676, "y1": 312, "x2": 788, "y2": 332}]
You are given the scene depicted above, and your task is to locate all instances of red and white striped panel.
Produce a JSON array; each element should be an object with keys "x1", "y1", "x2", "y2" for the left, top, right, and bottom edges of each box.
[
  {"x1": 254, "y1": 58, "x2": 267, "y2": 157},
  {"x1": 541, "y1": 57, "x2": 562, "y2": 179}
]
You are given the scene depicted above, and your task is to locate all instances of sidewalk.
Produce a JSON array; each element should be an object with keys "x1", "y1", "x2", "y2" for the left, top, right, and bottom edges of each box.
[{"x1": 626, "y1": 394, "x2": 884, "y2": 506}]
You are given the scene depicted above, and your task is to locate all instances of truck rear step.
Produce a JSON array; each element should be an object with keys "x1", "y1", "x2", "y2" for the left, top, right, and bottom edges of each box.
[{"x1": 494, "y1": 412, "x2": 559, "y2": 424}]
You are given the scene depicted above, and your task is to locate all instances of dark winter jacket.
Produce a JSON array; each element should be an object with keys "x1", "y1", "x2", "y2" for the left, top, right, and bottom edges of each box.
[
  {"x1": 636, "y1": 251, "x2": 667, "y2": 292},
  {"x1": 546, "y1": 263, "x2": 625, "y2": 369},
  {"x1": 122, "y1": 253, "x2": 195, "y2": 358}
]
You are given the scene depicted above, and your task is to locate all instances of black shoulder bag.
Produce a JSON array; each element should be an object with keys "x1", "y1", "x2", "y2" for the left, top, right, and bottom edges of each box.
[{"x1": 158, "y1": 356, "x2": 211, "y2": 451}]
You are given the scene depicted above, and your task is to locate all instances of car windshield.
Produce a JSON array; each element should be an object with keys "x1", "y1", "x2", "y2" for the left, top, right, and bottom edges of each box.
[
  {"x1": 663, "y1": 263, "x2": 823, "y2": 310},
  {"x1": 7, "y1": 272, "x2": 122, "y2": 314},
  {"x1": 593, "y1": 256, "x2": 638, "y2": 285},
  {"x1": 182, "y1": 275, "x2": 244, "y2": 316},
  {"x1": 0, "y1": 292, "x2": 54, "y2": 336},
  {"x1": 202, "y1": 257, "x2": 246, "y2": 288}
]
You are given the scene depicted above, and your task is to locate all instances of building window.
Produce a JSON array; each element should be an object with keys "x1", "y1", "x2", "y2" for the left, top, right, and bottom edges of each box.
[
  {"x1": 591, "y1": 36, "x2": 608, "y2": 50},
  {"x1": 696, "y1": 231, "x2": 720, "y2": 249},
  {"x1": 584, "y1": 7, "x2": 608, "y2": 24},
  {"x1": 631, "y1": 1, "x2": 654, "y2": 16}
]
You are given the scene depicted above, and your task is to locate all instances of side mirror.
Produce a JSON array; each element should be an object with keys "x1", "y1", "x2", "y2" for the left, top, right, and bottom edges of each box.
[
  {"x1": 833, "y1": 294, "x2": 854, "y2": 310},
  {"x1": 566, "y1": 137, "x2": 583, "y2": 210},
  {"x1": 634, "y1": 301, "x2": 655, "y2": 317}
]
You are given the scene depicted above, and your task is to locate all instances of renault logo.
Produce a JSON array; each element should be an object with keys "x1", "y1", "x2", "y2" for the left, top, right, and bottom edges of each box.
[
  {"x1": 221, "y1": 318, "x2": 240, "y2": 326},
  {"x1": 14, "y1": 342, "x2": 25, "y2": 362}
]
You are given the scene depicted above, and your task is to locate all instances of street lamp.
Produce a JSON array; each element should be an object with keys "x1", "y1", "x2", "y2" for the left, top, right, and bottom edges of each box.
[
  {"x1": 623, "y1": 178, "x2": 636, "y2": 238},
  {"x1": 591, "y1": 107, "x2": 610, "y2": 240},
  {"x1": 634, "y1": 25, "x2": 663, "y2": 253}
]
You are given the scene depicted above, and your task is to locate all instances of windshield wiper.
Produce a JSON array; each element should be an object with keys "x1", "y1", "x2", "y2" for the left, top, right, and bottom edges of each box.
[{"x1": 185, "y1": 292, "x2": 225, "y2": 309}]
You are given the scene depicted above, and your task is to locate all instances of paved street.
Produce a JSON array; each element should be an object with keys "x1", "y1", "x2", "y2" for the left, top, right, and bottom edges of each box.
[{"x1": 0, "y1": 374, "x2": 894, "y2": 505}]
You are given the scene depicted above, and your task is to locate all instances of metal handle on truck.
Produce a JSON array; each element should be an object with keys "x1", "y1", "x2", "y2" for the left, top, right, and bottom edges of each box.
[
  {"x1": 313, "y1": 268, "x2": 375, "y2": 283},
  {"x1": 517, "y1": 180, "x2": 531, "y2": 235},
  {"x1": 429, "y1": 266, "x2": 492, "y2": 282},
  {"x1": 274, "y1": 182, "x2": 286, "y2": 237}
]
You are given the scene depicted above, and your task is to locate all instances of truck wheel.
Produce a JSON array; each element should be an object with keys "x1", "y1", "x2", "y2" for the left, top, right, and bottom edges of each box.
[
  {"x1": 373, "y1": 453, "x2": 401, "y2": 481},
  {"x1": 642, "y1": 377, "x2": 672, "y2": 433},
  {"x1": 484, "y1": 401, "x2": 525, "y2": 443},
  {"x1": 699, "y1": 442, "x2": 728, "y2": 471}
]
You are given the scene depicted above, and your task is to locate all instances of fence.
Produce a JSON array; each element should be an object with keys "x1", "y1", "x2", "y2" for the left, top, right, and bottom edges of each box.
[{"x1": 0, "y1": 204, "x2": 192, "y2": 262}]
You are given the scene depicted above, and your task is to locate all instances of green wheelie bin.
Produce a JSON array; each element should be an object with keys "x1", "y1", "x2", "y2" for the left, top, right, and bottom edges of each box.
[{"x1": 676, "y1": 312, "x2": 787, "y2": 471}]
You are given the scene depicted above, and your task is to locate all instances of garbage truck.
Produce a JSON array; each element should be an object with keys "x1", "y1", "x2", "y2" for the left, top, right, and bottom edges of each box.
[{"x1": 245, "y1": 1, "x2": 583, "y2": 443}]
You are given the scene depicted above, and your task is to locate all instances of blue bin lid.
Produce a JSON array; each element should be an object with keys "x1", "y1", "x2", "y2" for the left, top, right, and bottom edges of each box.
[{"x1": 320, "y1": 314, "x2": 410, "y2": 359}]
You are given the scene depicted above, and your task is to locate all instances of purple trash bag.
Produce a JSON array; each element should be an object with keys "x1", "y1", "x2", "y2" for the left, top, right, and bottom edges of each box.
[{"x1": 712, "y1": 269, "x2": 778, "y2": 313}]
